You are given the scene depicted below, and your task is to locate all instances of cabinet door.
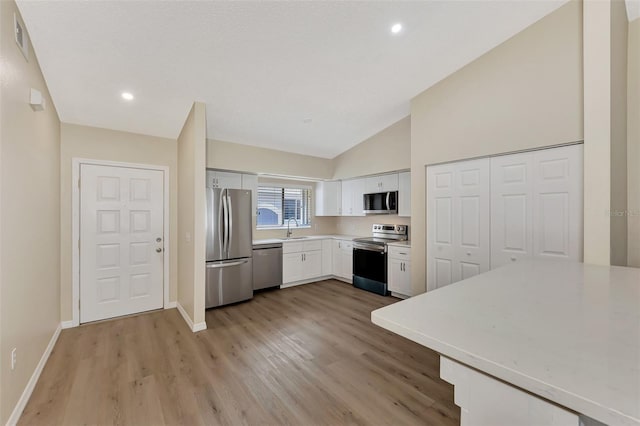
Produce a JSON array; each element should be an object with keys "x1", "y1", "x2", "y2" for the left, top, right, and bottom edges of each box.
[
  {"x1": 321, "y1": 239, "x2": 332, "y2": 275},
  {"x1": 532, "y1": 144, "x2": 583, "y2": 262},
  {"x1": 302, "y1": 250, "x2": 322, "y2": 280},
  {"x1": 241, "y1": 174, "x2": 258, "y2": 217},
  {"x1": 331, "y1": 240, "x2": 342, "y2": 277},
  {"x1": 364, "y1": 176, "x2": 381, "y2": 194},
  {"x1": 341, "y1": 243, "x2": 353, "y2": 278},
  {"x1": 490, "y1": 153, "x2": 534, "y2": 269},
  {"x1": 398, "y1": 172, "x2": 411, "y2": 217},
  {"x1": 379, "y1": 174, "x2": 399, "y2": 192},
  {"x1": 350, "y1": 179, "x2": 366, "y2": 216},
  {"x1": 315, "y1": 181, "x2": 341, "y2": 216},
  {"x1": 341, "y1": 180, "x2": 354, "y2": 216},
  {"x1": 283, "y1": 252, "x2": 303, "y2": 283},
  {"x1": 399, "y1": 261, "x2": 412, "y2": 296},
  {"x1": 388, "y1": 258, "x2": 404, "y2": 293},
  {"x1": 215, "y1": 171, "x2": 243, "y2": 189}
]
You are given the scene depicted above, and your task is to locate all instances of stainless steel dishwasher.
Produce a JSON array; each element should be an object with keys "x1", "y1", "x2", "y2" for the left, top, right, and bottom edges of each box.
[{"x1": 252, "y1": 243, "x2": 283, "y2": 290}]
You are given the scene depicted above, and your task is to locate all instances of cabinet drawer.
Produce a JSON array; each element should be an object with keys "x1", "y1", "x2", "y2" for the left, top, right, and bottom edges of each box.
[
  {"x1": 388, "y1": 245, "x2": 411, "y2": 260},
  {"x1": 283, "y1": 242, "x2": 304, "y2": 254},
  {"x1": 336, "y1": 240, "x2": 353, "y2": 250},
  {"x1": 303, "y1": 240, "x2": 322, "y2": 252}
]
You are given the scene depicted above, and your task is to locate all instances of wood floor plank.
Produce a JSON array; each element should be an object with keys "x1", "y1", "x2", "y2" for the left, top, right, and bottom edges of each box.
[{"x1": 19, "y1": 280, "x2": 459, "y2": 426}]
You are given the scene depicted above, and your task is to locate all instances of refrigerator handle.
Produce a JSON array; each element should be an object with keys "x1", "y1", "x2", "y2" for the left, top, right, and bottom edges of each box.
[
  {"x1": 218, "y1": 188, "x2": 225, "y2": 255},
  {"x1": 222, "y1": 190, "x2": 229, "y2": 255},
  {"x1": 227, "y1": 193, "x2": 233, "y2": 256},
  {"x1": 206, "y1": 259, "x2": 249, "y2": 269}
]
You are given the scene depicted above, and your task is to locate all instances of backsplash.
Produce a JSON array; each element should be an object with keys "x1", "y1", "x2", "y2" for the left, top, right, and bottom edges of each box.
[
  {"x1": 335, "y1": 215, "x2": 411, "y2": 238},
  {"x1": 253, "y1": 216, "x2": 337, "y2": 240}
]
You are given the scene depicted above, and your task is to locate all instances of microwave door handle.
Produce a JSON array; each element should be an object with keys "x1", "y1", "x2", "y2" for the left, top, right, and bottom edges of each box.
[{"x1": 385, "y1": 192, "x2": 390, "y2": 211}]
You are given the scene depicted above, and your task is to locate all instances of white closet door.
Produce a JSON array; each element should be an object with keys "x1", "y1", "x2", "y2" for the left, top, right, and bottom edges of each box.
[
  {"x1": 427, "y1": 164, "x2": 456, "y2": 289},
  {"x1": 454, "y1": 159, "x2": 490, "y2": 281},
  {"x1": 490, "y1": 152, "x2": 534, "y2": 269},
  {"x1": 532, "y1": 145, "x2": 583, "y2": 262}
]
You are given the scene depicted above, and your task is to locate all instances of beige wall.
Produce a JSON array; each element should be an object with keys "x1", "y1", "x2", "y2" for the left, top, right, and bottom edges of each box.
[
  {"x1": 411, "y1": 1, "x2": 583, "y2": 294},
  {"x1": 610, "y1": 0, "x2": 628, "y2": 266},
  {"x1": 177, "y1": 103, "x2": 207, "y2": 326},
  {"x1": 59, "y1": 123, "x2": 178, "y2": 321},
  {"x1": 0, "y1": 1, "x2": 61, "y2": 423},
  {"x1": 332, "y1": 116, "x2": 411, "y2": 180},
  {"x1": 207, "y1": 139, "x2": 333, "y2": 180},
  {"x1": 628, "y1": 18, "x2": 640, "y2": 267}
]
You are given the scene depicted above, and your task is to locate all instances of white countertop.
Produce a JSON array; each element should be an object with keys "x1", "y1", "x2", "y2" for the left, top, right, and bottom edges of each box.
[
  {"x1": 371, "y1": 260, "x2": 640, "y2": 426},
  {"x1": 386, "y1": 240, "x2": 411, "y2": 248},
  {"x1": 253, "y1": 234, "x2": 361, "y2": 245}
]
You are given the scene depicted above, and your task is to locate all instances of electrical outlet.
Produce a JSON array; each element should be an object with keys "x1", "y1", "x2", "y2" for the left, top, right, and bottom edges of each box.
[{"x1": 11, "y1": 348, "x2": 16, "y2": 370}]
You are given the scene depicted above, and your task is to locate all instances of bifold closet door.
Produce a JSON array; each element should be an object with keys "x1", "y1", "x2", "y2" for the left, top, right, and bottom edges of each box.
[
  {"x1": 491, "y1": 144, "x2": 583, "y2": 269},
  {"x1": 427, "y1": 159, "x2": 490, "y2": 290}
]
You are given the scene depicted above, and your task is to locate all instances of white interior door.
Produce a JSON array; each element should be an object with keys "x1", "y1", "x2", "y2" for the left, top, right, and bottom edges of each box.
[
  {"x1": 427, "y1": 164, "x2": 456, "y2": 289},
  {"x1": 454, "y1": 159, "x2": 490, "y2": 281},
  {"x1": 532, "y1": 145, "x2": 583, "y2": 262},
  {"x1": 80, "y1": 164, "x2": 164, "y2": 323},
  {"x1": 490, "y1": 152, "x2": 534, "y2": 269}
]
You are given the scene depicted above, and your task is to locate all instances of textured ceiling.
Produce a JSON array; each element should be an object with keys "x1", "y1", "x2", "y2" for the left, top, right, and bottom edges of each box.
[{"x1": 17, "y1": 1, "x2": 567, "y2": 158}]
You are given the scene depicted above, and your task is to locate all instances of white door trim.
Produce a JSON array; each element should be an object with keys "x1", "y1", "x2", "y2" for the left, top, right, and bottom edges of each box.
[{"x1": 71, "y1": 158, "x2": 171, "y2": 327}]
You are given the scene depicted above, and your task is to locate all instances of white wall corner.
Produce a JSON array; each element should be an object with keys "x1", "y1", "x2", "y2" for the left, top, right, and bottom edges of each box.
[
  {"x1": 60, "y1": 321, "x2": 74, "y2": 329},
  {"x1": 165, "y1": 301, "x2": 177, "y2": 309},
  {"x1": 6, "y1": 324, "x2": 62, "y2": 426},
  {"x1": 176, "y1": 302, "x2": 207, "y2": 333}
]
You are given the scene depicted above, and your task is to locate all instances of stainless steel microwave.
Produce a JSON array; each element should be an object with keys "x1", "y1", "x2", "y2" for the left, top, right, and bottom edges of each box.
[{"x1": 363, "y1": 191, "x2": 398, "y2": 215}]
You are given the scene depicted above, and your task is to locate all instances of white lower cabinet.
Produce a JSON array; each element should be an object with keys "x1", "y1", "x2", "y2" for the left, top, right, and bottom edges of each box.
[
  {"x1": 332, "y1": 239, "x2": 353, "y2": 281},
  {"x1": 282, "y1": 240, "x2": 324, "y2": 284},
  {"x1": 388, "y1": 246, "x2": 411, "y2": 297}
]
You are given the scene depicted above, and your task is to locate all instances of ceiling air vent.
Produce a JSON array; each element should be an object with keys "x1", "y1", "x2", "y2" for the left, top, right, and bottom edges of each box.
[{"x1": 14, "y1": 13, "x2": 29, "y2": 61}]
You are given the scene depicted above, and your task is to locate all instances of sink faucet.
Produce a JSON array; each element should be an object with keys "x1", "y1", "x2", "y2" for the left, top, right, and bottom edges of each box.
[{"x1": 286, "y1": 218, "x2": 299, "y2": 238}]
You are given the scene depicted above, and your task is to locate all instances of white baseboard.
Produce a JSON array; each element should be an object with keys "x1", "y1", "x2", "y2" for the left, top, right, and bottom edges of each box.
[
  {"x1": 61, "y1": 320, "x2": 74, "y2": 329},
  {"x1": 6, "y1": 323, "x2": 62, "y2": 426},
  {"x1": 164, "y1": 301, "x2": 177, "y2": 309},
  {"x1": 176, "y1": 302, "x2": 207, "y2": 333}
]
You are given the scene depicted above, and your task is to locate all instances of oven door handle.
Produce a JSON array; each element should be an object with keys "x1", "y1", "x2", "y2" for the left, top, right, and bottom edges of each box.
[{"x1": 353, "y1": 243, "x2": 386, "y2": 253}]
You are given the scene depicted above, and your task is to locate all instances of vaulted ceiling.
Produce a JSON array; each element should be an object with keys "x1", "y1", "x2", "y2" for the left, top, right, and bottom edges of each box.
[{"x1": 17, "y1": 1, "x2": 570, "y2": 158}]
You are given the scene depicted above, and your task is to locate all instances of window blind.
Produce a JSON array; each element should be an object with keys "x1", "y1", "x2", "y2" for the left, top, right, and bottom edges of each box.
[{"x1": 257, "y1": 185, "x2": 311, "y2": 227}]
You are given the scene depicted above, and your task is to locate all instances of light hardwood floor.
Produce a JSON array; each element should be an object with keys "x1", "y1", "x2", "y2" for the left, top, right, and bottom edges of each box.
[{"x1": 20, "y1": 280, "x2": 459, "y2": 425}]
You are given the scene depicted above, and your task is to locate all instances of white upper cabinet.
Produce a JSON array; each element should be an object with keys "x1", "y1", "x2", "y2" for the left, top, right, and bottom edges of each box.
[
  {"x1": 241, "y1": 174, "x2": 258, "y2": 216},
  {"x1": 315, "y1": 181, "x2": 342, "y2": 216},
  {"x1": 364, "y1": 173, "x2": 398, "y2": 194},
  {"x1": 208, "y1": 170, "x2": 242, "y2": 189},
  {"x1": 341, "y1": 178, "x2": 365, "y2": 216},
  {"x1": 398, "y1": 171, "x2": 411, "y2": 217}
]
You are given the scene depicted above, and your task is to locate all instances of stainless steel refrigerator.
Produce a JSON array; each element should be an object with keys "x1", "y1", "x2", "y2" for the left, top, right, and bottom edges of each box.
[{"x1": 205, "y1": 185, "x2": 253, "y2": 308}]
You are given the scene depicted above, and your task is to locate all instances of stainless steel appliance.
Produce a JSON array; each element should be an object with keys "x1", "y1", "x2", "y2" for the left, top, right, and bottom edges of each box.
[
  {"x1": 353, "y1": 224, "x2": 408, "y2": 295},
  {"x1": 252, "y1": 243, "x2": 283, "y2": 290},
  {"x1": 363, "y1": 191, "x2": 398, "y2": 215},
  {"x1": 206, "y1": 180, "x2": 253, "y2": 308}
]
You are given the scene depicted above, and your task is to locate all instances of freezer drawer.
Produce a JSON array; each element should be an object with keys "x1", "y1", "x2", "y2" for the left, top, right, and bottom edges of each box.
[{"x1": 206, "y1": 258, "x2": 253, "y2": 308}]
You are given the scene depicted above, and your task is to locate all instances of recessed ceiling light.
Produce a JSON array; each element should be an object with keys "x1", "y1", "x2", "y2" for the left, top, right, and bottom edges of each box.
[
  {"x1": 121, "y1": 92, "x2": 134, "y2": 101},
  {"x1": 391, "y1": 23, "x2": 403, "y2": 34}
]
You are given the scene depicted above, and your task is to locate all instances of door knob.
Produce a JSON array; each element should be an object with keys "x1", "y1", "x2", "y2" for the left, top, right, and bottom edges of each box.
[
  {"x1": 510, "y1": 256, "x2": 516, "y2": 261},
  {"x1": 466, "y1": 252, "x2": 471, "y2": 256},
  {"x1": 156, "y1": 248, "x2": 163, "y2": 253},
  {"x1": 156, "y1": 237, "x2": 162, "y2": 243}
]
